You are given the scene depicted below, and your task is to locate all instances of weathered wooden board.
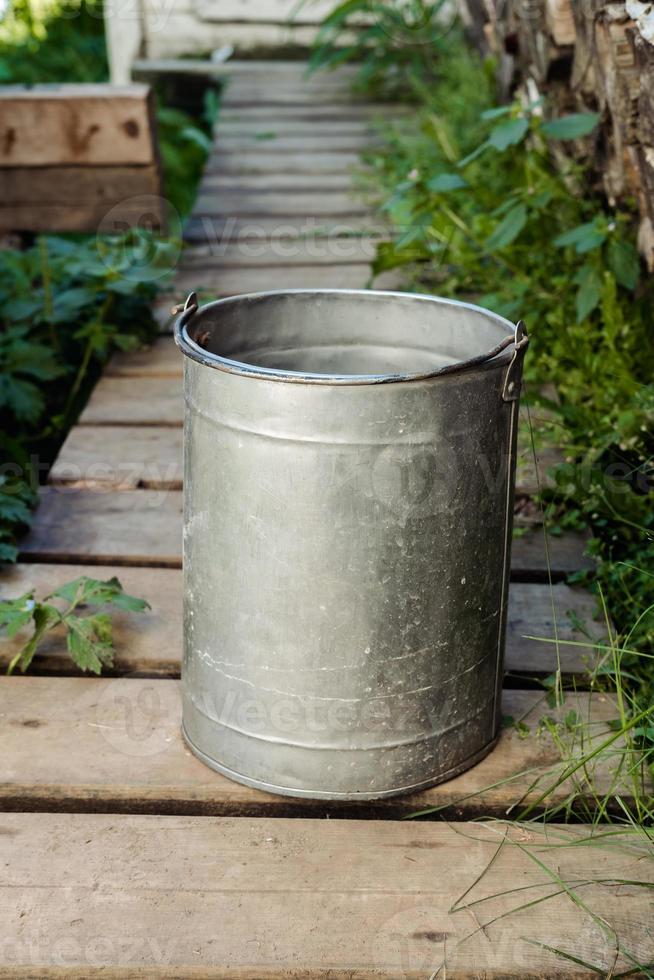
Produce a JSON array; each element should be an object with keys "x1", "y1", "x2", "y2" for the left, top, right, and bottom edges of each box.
[
  {"x1": 0, "y1": 202, "x2": 166, "y2": 234},
  {"x1": 0, "y1": 165, "x2": 160, "y2": 204},
  {"x1": 180, "y1": 235, "x2": 383, "y2": 266},
  {"x1": 56, "y1": 414, "x2": 563, "y2": 508},
  {"x1": 107, "y1": 337, "x2": 181, "y2": 378},
  {"x1": 214, "y1": 134, "x2": 382, "y2": 153},
  {"x1": 49, "y1": 427, "x2": 183, "y2": 489},
  {"x1": 203, "y1": 151, "x2": 362, "y2": 174},
  {"x1": 18, "y1": 489, "x2": 182, "y2": 567},
  {"x1": 216, "y1": 119, "x2": 378, "y2": 135},
  {"x1": 132, "y1": 57, "x2": 358, "y2": 77},
  {"x1": 194, "y1": 190, "x2": 369, "y2": 216},
  {"x1": 78, "y1": 377, "x2": 182, "y2": 426},
  {"x1": 201, "y1": 172, "x2": 355, "y2": 190},
  {"x1": 0, "y1": 84, "x2": 157, "y2": 167},
  {"x1": 0, "y1": 561, "x2": 602, "y2": 677},
  {"x1": 174, "y1": 263, "x2": 397, "y2": 293},
  {"x1": 218, "y1": 103, "x2": 410, "y2": 120},
  {"x1": 0, "y1": 813, "x2": 651, "y2": 976},
  {"x1": 0, "y1": 677, "x2": 621, "y2": 816},
  {"x1": 184, "y1": 214, "x2": 387, "y2": 242},
  {"x1": 0, "y1": 544, "x2": 605, "y2": 682},
  {"x1": 221, "y1": 86, "x2": 368, "y2": 106}
]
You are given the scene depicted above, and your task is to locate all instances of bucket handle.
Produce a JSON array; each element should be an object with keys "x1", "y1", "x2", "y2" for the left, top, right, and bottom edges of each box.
[{"x1": 501, "y1": 320, "x2": 529, "y2": 402}]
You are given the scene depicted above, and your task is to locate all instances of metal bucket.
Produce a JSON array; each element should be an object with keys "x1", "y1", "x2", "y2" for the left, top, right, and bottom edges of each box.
[{"x1": 174, "y1": 289, "x2": 528, "y2": 800}]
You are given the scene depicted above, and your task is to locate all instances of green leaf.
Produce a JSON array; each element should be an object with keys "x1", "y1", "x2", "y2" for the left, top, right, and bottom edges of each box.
[
  {"x1": 607, "y1": 238, "x2": 640, "y2": 290},
  {"x1": 554, "y1": 220, "x2": 606, "y2": 253},
  {"x1": 486, "y1": 203, "x2": 527, "y2": 250},
  {"x1": 481, "y1": 105, "x2": 512, "y2": 120},
  {"x1": 7, "y1": 603, "x2": 60, "y2": 674},
  {"x1": 65, "y1": 613, "x2": 114, "y2": 674},
  {"x1": 0, "y1": 592, "x2": 35, "y2": 638},
  {"x1": 0, "y1": 376, "x2": 44, "y2": 423},
  {"x1": 542, "y1": 112, "x2": 600, "y2": 140},
  {"x1": 574, "y1": 265, "x2": 602, "y2": 321},
  {"x1": 50, "y1": 575, "x2": 150, "y2": 613},
  {"x1": 426, "y1": 172, "x2": 467, "y2": 192},
  {"x1": 488, "y1": 117, "x2": 529, "y2": 151}
]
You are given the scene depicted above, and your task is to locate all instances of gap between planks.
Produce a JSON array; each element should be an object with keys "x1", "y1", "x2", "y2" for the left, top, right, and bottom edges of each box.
[{"x1": 0, "y1": 563, "x2": 602, "y2": 679}]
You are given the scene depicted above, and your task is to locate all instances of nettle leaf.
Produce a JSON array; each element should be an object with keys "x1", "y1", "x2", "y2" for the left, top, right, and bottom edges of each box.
[
  {"x1": 486, "y1": 203, "x2": 527, "y2": 250},
  {"x1": 7, "y1": 339, "x2": 64, "y2": 381},
  {"x1": 0, "y1": 493, "x2": 32, "y2": 526},
  {"x1": 51, "y1": 286, "x2": 98, "y2": 324},
  {"x1": 574, "y1": 265, "x2": 602, "y2": 321},
  {"x1": 8, "y1": 603, "x2": 60, "y2": 674},
  {"x1": 554, "y1": 220, "x2": 606, "y2": 254},
  {"x1": 0, "y1": 592, "x2": 35, "y2": 638},
  {"x1": 488, "y1": 117, "x2": 529, "y2": 151},
  {"x1": 65, "y1": 614, "x2": 115, "y2": 674},
  {"x1": 427, "y1": 172, "x2": 467, "y2": 192},
  {"x1": 0, "y1": 376, "x2": 44, "y2": 423},
  {"x1": 607, "y1": 238, "x2": 640, "y2": 290},
  {"x1": 542, "y1": 112, "x2": 600, "y2": 141},
  {"x1": 51, "y1": 575, "x2": 150, "y2": 613}
]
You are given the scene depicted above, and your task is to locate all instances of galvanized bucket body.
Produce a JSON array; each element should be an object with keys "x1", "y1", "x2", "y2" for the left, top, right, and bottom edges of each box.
[{"x1": 175, "y1": 289, "x2": 527, "y2": 800}]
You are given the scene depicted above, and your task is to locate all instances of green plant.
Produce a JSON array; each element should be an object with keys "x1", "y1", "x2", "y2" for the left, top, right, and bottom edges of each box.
[
  {"x1": 2, "y1": 575, "x2": 150, "y2": 673},
  {"x1": 341, "y1": 34, "x2": 654, "y2": 763},
  {"x1": 302, "y1": 0, "x2": 457, "y2": 97},
  {"x1": 0, "y1": 231, "x2": 172, "y2": 559}
]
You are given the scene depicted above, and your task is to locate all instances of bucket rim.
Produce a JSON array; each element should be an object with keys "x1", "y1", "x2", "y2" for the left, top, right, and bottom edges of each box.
[{"x1": 174, "y1": 288, "x2": 524, "y2": 386}]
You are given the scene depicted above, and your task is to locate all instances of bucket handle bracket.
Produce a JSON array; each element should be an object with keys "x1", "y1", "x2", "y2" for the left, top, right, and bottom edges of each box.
[{"x1": 502, "y1": 320, "x2": 529, "y2": 402}]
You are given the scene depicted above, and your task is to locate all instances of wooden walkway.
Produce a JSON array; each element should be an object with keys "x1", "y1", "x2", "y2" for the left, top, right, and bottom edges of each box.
[{"x1": 2, "y1": 62, "x2": 651, "y2": 977}]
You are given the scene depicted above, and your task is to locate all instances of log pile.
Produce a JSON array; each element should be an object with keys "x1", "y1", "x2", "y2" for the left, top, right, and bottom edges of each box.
[{"x1": 458, "y1": 0, "x2": 654, "y2": 268}]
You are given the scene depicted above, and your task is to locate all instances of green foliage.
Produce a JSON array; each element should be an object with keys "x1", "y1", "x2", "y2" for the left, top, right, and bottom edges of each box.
[
  {"x1": 355, "y1": 39, "x2": 653, "y2": 756},
  {"x1": 303, "y1": 0, "x2": 458, "y2": 98},
  {"x1": 2, "y1": 575, "x2": 150, "y2": 674},
  {"x1": 156, "y1": 92, "x2": 220, "y2": 218},
  {"x1": 0, "y1": 0, "x2": 108, "y2": 83},
  {"x1": 0, "y1": 232, "x2": 170, "y2": 557}
]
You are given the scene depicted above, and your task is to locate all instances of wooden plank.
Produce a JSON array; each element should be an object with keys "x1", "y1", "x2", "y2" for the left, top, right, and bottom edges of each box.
[
  {"x1": 0, "y1": 813, "x2": 651, "y2": 976},
  {"x1": 0, "y1": 560, "x2": 602, "y2": 677},
  {"x1": 106, "y1": 336, "x2": 181, "y2": 378},
  {"x1": 200, "y1": 173, "x2": 355, "y2": 190},
  {"x1": 214, "y1": 134, "x2": 381, "y2": 152},
  {"x1": 0, "y1": 164, "x2": 160, "y2": 204},
  {"x1": 180, "y1": 235, "x2": 382, "y2": 265},
  {"x1": 174, "y1": 263, "x2": 399, "y2": 293},
  {"x1": 49, "y1": 426, "x2": 183, "y2": 490},
  {"x1": 78, "y1": 377, "x2": 181, "y2": 426},
  {"x1": 217, "y1": 103, "x2": 410, "y2": 120},
  {"x1": 192, "y1": 0, "x2": 339, "y2": 24},
  {"x1": 18, "y1": 485, "x2": 593, "y2": 577},
  {"x1": 204, "y1": 150, "x2": 362, "y2": 174},
  {"x1": 216, "y1": 119, "x2": 378, "y2": 135},
  {"x1": 132, "y1": 57, "x2": 358, "y2": 77},
  {"x1": 0, "y1": 561, "x2": 602, "y2": 677},
  {"x1": 184, "y1": 214, "x2": 386, "y2": 242},
  {"x1": 0, "y1": 677, "x2": 624, "y2": 816},
  {"x1": 0, "y1": 202, "x2": 167, "y2": 234},
  {"x1": 221, "y1": 87, "x2": 367, "y2": 106},
  {"x1": 193, "y1": 190, "x2": 369, "y2": 216},
  {"x1": 54, "y1": 417, "x2": 569, "y2": 513},
  {"x1": 18, "y1": 489, "x2": 182, "y2": 567},
  {"x1": 0, "y1": 84, "x2": 156, "y2": 167}
]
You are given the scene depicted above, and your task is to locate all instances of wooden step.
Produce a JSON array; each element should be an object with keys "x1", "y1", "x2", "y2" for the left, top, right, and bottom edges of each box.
[
  {"x1": 202, "y1": 151, "x2": 363, "y2": 174},
  {"x1": 193, "y1": 190, "x2": 370, "y2": 216},
  {"x1": 54, "y1": 418, "x2": 558, "y2": 500},
  {"x1": 1, "y1": 562, "x2": 603, "y2": 677},
  {"x1": 18, "y1": 487, "x2": 593, "y2": 578},
  {"x1": 0, "y1": 812, "x2": 651, "y2": 976},
  {"x1": 0, "y1": 676, "x2": 624, "y2": 816},
  {"x1": 214, "y1": 134, "x2": 382, "y2": 152},
  {"x1": 184, "y1": 214, "x2": 383, "y2": 243},
  {"x1": 179, "y1": 236, "x2": 383, "y2": 266}
]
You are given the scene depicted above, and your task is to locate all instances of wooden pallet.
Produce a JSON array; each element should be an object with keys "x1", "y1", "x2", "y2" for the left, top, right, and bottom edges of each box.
[{"x1": 3, "y1": 61, "x2": 648, "y2": 977}]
